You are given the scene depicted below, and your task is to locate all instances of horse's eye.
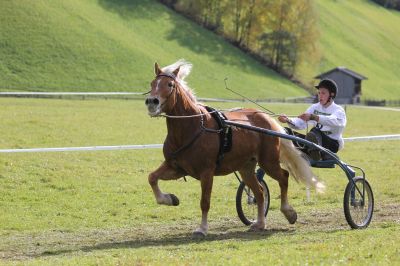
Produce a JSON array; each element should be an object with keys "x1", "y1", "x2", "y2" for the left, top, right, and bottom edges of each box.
[{"x1": 168, "y1": 81, "x2": 174, "y2": 88}]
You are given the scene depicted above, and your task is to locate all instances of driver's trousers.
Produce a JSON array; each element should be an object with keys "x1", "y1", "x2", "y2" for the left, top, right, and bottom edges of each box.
[{"x1": 286, "y1": 127, "x2": 339, "y2": 154}]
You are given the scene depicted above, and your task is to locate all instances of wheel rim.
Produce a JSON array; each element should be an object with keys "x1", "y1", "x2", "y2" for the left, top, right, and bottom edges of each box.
[{"x1": 347, "y1": 179, "x2": 373, "y2": 227}]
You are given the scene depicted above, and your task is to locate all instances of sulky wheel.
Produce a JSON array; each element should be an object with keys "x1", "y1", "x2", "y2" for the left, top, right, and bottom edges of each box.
[
  {"x1": 236, "y1": 179, "x2": 270, "y2": 226},
  {"x1": 343, "y1": 176, "x2": 374, "y2": 229}
]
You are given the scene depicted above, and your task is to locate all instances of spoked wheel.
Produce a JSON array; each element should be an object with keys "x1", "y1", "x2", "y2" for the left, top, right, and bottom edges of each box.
[
  {"x1": 236, "y1": 179, "x2": 270, "y2": 226},
  {"x1": 343, "y1": 176, "x2": 374, "y2": 229}
]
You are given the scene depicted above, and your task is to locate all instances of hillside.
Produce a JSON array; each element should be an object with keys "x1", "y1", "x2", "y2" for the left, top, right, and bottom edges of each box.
[
  {"x1": 313, "y1": 0, "x2": 400, "y2": 100},
  {"x1": 0, "y1": 0, "x2": 305, "y2": 99},
  {"x1": 1, "y1": 0, "x2": 399, "y2": 101}
]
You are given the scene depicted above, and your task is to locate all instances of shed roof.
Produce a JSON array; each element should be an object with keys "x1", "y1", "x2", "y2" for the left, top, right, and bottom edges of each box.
[{"x1": 315, "y1": 66, "x2": 368, "y2": 80}]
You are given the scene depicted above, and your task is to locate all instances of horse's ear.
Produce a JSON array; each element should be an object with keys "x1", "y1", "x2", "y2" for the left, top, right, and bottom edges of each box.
[
  {"x1": 173, "y1": 66, "x2": 180, "y2": 77},
  {"x1": 154, "y1": 62, "x2": 161, "y2": 75}
]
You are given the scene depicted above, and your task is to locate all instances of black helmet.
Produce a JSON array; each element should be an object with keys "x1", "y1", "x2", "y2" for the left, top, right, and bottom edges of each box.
[{"x1": 315, "y1": 79, "x2": 338, "y2": 99}]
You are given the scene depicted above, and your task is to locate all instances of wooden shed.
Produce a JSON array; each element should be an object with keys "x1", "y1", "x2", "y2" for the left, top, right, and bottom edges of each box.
[{"x1": 315, "y1": 67, "x2": 367, "y2": 104}]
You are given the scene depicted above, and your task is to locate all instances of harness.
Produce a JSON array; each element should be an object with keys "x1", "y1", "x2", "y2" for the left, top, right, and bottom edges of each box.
[
  {"x1": 204, "y1": 106, "x2": 232, "y2": 168},
  {"x1": 152, "y1": 73, "x2": 232, "y2": 169},
  {"x1": 166, "y1": 106, "x2": 232, "y2": 170}
]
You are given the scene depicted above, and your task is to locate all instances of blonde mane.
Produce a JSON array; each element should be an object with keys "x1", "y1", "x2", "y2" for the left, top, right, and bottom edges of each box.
[{"x1": 162, "y1": 59, "x2": 196, "y2": 102}]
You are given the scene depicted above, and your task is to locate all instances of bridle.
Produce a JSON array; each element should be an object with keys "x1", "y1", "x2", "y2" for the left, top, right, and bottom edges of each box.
[
  {"x1": 148, "y1": 75, "x2": 224, "y2": 159},
  {"x1": 157, "y1": 73, "x2": 177, "y2": 108},
  {"x1": 144, "y1": 73, "x2": 178, "y2": 112}
]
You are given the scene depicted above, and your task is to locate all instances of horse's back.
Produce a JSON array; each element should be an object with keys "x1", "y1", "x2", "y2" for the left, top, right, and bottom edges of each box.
[
  {"x1": 223, "y1": 108, "x2": 281, "y2": 153},
  {"x1": 224, "y1": 108, "x2": 278, "y2": 130},
  {"x1": 212, "y1": 108, "x2": 281, "y2": 175}
]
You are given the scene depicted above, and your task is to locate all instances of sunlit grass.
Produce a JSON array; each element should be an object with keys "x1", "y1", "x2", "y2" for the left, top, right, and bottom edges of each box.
[
  {"x1": 0, "y1": 98, "x2": 399, "y2": 264},
  {"x1": 315, "y1": 0, "x2": 400, "y2": 100},
  {"x1": 0, "y1": 0, "x2": 304, "y2": 99}
]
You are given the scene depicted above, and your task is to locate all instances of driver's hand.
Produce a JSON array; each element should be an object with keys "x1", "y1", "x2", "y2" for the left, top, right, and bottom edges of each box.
[
  {"x1": 278, "y1": 115, "x2": 289, "y2": 123},
  {"x1": 298, "y1": 113, "x2": 311, "y2": 121}
]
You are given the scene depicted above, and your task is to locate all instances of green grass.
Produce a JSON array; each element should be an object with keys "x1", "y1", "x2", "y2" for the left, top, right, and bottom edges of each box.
[
  {"x1": 3, "y1": 1, "x2": 400, "y2": 101},
  {"x1": 0, "y1": 0, "x2": 304, "y2": 99},
  {"x1": 0, "y1": 98, "x2": 399, "y2": 264},
  {"x1": 313, "y1": 0, "x2": 400, "y2": 100}
]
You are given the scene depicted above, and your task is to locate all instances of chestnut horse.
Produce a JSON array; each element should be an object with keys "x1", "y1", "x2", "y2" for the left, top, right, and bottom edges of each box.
[{"x1": 145, "y1": 60, "x2": 324, "y2": 237}]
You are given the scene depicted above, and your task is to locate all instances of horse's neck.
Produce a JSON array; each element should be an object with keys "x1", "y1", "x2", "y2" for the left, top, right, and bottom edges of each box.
[{"x1": 166, "y1": 95, "x2": 202, "y2": 145}]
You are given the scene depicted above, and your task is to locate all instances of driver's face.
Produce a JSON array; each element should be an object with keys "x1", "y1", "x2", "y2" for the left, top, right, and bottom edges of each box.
[{"x1": 318, "y1": 87, "x2": 331, "y2": 105}]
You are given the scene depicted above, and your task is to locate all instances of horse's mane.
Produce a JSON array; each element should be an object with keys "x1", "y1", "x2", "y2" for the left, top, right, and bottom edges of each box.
[{"x1": 162, "y1": 59, "x2": 197, "y2": 103}]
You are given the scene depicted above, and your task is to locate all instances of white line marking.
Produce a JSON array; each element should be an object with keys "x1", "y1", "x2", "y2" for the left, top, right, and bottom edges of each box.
[
  {"x1": 0, "y1": 92, "x2": 144, "y2": 96},
  {"x1": 1, "y1": 135, "x2": 399, "y2": 153},
  {"x1": 351, "y1": 105, "x2": 400, "y2": 112},
  {"x1": 0, "y1": 144, "x2": 163, "y2": 153},
  {"x1": 343, "y1": 134, "x2": 400, "y2": 142}
]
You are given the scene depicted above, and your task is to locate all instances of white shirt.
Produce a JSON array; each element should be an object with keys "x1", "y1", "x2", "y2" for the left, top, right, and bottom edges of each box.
[{"x1": 288, "y1": 102, "x2": 347, "y2": 150}]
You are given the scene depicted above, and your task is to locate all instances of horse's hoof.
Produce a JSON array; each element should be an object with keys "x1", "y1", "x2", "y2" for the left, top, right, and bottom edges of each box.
[
  {"x1": 168, "y1": 193, "x2": 180, "y2": 206},
  {"x1": 248, "y1": 223, "x2": 265, "y2": 232},
  {"x1": 286, "y1": 211, "x2": 297, "y2": 224},
  {"x1": 282, "y1": 206, "x2": 297, "y2": 224},
  {"x1": 192, "y1": 230, "x2": 206, "y2": 239}
]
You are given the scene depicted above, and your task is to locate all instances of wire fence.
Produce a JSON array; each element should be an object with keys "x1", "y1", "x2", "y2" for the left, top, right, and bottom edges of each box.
[
  {"x1": 2, "y1": 92, "x2": 399, "y2": 107},
  {"x1": 1, "y1": 91, "x2": 398, "y2": 153},
  {"x1": 0, "y1": 91, "x2": 145, "y2": 100},
  {"x1": 362, "y1": 98, "x2": 400, "y2": 107},
  {"x1": 1, "y1": 134, "x2": 399, "y2": 153}
]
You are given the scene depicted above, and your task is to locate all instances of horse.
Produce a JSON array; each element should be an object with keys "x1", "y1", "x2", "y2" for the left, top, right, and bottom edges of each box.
[{"x1": 145, "y1": 59, "x2": 324, "y2": 237}]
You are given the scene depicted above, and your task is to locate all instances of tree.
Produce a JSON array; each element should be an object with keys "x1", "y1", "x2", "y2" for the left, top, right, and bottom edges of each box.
[
  {"x1": 257, "y1": 0, "x2": 319, "y2": 77},
  {"x1": 372, "y1": 0, "x2": 400, "y2": 10},
  {"x1": 160, "y1": 0, "x2": 319, "y2": 80}
]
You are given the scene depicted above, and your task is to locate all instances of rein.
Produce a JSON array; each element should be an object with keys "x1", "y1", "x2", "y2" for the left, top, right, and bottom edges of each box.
[
  {"x1": 153, "y1": 73, "x2": 227, "y2": 163},
  {"x1": 169, "y1": 128, "x2": 204, "y2": 159},
  {"x1": 168, "y1": 109, "x2": 223, "y2": 159},
  {"x1": 223, "y1": 78, "x2": 301, "y2": 122},
  {"x1": 157, "y1": 109, "x2": 268, "y2": 119},
  {"x1": 149, "y1": 74, "x2": 304, "y2": 161}
]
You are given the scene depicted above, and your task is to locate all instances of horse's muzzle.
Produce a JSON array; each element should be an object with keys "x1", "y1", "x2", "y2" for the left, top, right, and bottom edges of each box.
[
  {"x1": 145, "y1": 97, "x2": 159, "y2": 106},
  {"x1": 145, "y1": 97, "x2": 160, "y2": 116}
]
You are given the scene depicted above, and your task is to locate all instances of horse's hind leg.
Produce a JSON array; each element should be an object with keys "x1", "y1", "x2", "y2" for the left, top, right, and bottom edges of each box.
[
  {"x1": 148, "y1": 161, "x2": 184, "y2": 206},
  {"x1": 259, "y1": 160, "x2": 297, "y2": 224},
  {"x1": 239, "y1": 160, "x2": 265, "y2": 231}
]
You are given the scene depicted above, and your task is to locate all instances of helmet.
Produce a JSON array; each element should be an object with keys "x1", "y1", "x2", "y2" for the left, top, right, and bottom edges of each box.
[{"x1": 315, "y1": 79, "x2": 338, "y2": 99}]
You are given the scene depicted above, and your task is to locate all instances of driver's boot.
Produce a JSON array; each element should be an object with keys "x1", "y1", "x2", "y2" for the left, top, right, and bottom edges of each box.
[{"x1": 306, "y1": 132, "x2": 322, "y2": 161}]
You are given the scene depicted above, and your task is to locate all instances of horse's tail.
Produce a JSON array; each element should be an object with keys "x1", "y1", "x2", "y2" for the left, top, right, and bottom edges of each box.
[{"x1": 276, "y1": 125, "x2": 326, "y2": 193}]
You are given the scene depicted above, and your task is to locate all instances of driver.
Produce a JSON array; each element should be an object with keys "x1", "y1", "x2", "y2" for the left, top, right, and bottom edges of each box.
[{"x1": 278, "y1": 79, "x2": 347, "y2": 161}]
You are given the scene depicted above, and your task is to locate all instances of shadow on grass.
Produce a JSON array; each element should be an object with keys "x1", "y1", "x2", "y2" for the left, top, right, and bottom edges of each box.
[
  {"x1": 82, "y1": 228, "x2": 293, "y2": 252},
  {"x1": 37, "y1": 226, "x2": 293, "y2": 258},
  {"x1": 97, "y1": 0, "x2": 274, "y2": 78},
  {"x1": 97, "y1": 0, "x2": 156, "y2": 20}
]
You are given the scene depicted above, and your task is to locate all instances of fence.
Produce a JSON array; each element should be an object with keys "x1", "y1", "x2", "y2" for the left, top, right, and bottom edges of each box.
[
  {"x1": 0, "y1": 92, "x2": 145, "y2": 100},
  {"x1": 362, "y1": 98, "x2": 400, "y2": 107},
  {"x1": 1, "y1": 134, "x2": 399, "y2": 153}
]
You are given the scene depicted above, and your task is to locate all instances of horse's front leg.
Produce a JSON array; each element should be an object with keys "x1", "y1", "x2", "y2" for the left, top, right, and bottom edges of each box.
[
  {"x1": 193, "y1": 174, "x2": 214, "y2": 238},
  {"x1": 148, "y1": 161, "x2": 183, "y2": 206}
]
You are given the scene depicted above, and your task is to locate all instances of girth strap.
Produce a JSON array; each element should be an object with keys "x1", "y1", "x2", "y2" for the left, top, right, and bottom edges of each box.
[{"x1": 205, "y1": 106, "x2": 232, "y2": 168}]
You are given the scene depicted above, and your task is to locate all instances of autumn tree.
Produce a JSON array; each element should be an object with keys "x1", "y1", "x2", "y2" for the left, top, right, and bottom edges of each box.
[
  {"x1": 257, "y1": 0, "x2": 319, "y2": 76},
  {"x1": 371, "y1": 0, "x2": 400, "y2": 10},
  {"x1": 160, "y1": 0, "x2": 319, "y2": 79},
  {"x1": 173, "y1": 0, "x2": 226, "y2": 31}
]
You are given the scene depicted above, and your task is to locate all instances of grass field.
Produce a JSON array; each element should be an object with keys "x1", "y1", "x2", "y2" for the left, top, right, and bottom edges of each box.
[
  {"x1": 0, "y1": 0, "x2": 303, "y2": 99},
  {"x1": 2, "y1": 0, "x2": 400, "y2": 100},
  {"x1": 314, "y1": 0, "x2": 400, "y2": 100},
  {"x1": 0, "y1": 98, "x2": 399, "y2": 264}
]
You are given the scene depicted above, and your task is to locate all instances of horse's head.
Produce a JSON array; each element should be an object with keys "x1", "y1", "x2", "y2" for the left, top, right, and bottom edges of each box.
[{"x1": 145, "y1": 60, "x2": 195, "y2": 116}]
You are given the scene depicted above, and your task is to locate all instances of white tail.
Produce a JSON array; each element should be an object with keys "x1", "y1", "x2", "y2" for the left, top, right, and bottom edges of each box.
[{"x1": 277, "y1": 126, "x2": 326, "y2": 193}]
